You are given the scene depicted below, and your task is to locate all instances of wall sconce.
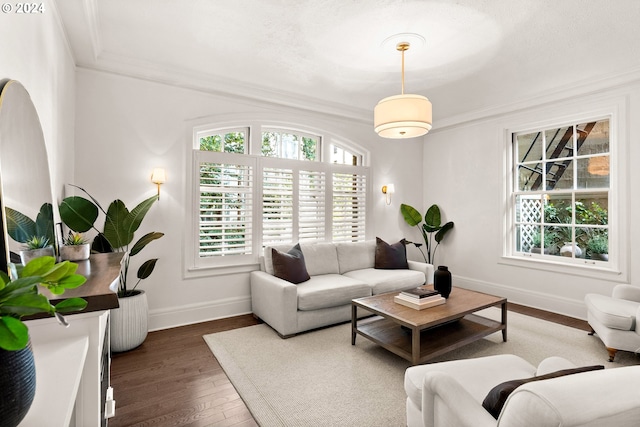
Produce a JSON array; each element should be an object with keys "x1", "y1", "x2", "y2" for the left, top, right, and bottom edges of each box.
[
  {"x1": 150, "y1": 168, "x2": 166, "y2": 200},
  {"x1": 381, "y1": 184, "x2": 395, "y2": 205}
]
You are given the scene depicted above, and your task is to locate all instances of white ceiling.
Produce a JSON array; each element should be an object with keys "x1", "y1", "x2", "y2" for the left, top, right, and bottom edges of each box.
[{"x1": 55, "y1": 0, "x2": 640, "y2": 125}]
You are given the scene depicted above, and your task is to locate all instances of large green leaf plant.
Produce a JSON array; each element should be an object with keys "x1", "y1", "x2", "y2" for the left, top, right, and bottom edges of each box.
[
  {"x1": 0, "y1": 256, "x2": 87, "y2": 351},
  {"x1": 59, "y1": 186, "x2": 163, "y2": 298},
  {"x1": 5, "y1": 203, "x2": 55, "y2": 249},
  {"x1": 400, "y1": 203, "x2": 454, "y2": 265}
]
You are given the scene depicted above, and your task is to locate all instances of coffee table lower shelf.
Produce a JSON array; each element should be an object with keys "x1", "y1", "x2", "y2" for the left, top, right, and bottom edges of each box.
[{"x1": 354, "y1": 314, "x2": 503, "y2": 364}]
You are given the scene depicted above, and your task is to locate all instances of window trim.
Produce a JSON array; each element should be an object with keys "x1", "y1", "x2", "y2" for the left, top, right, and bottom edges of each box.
[
  {"x1": 184, "y1": 119, "x2": 371, "y2": 277},
  {"x1": 500, "y1": 96, "x2": 629, "y2": 282}
]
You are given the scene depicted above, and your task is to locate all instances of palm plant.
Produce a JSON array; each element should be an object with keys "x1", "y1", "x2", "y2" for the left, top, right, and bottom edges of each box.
[
  {"x1": 5, "y1": 203, "x2": 55, "y2": 249},
  {"x1": 400, "y1": 203, "x2": 454, "y2": 265},
  {"x1": 58, "y1": 185, "x2": 163, "y2": 297}
]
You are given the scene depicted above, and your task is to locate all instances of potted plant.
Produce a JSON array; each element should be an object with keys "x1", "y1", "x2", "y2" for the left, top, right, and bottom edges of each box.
[
  {"x1": 5, "y1": 204, "x2": 55, "y2": 264},
  {"x1": 400, "y1": 203, "x2": 454, "y2": 265},
  {"x1": 0, "y1": 256, "x2": 87, "y2": 426},
  {"x1": 59, "y1": 231, "x2": 91, "y2": 261},
  {"x1": 59, "y1": 185, "x2": 163, "y2": 352},
  {"x1": 530, "y1": 230, "x2": 556, "y2": 254},
  {"x1": 587, "y1": 233, "x2": 608, "y2": 261}
]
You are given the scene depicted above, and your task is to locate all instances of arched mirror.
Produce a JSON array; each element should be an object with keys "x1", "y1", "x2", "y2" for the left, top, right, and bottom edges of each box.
[{"x1": 0, "y1": 80, "x2": 55, "y2": 272}]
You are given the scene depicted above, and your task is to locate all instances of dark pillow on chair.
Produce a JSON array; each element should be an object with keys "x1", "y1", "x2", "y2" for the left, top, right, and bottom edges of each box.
[
  {"x1": 481, "y1": 365, "x2": 604, "y2": 419},
  {"x1": 374, "y1": 237, "x2": 408, "y2": 269},
  {"x1": 272, "y1": 244, "x2": 310, "y2": 284}
]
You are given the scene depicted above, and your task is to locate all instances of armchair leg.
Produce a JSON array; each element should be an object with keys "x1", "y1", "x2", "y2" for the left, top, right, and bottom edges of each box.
[
  {"x1": 606, "y1": 347, "x2": 617, "y2": 362},
  {"x1": 587, "y1": 327, "x2": 596, "y2": 336}
]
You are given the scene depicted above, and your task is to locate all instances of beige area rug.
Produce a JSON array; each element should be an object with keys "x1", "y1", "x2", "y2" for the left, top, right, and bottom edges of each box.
[{"x1": 203, "y1": 309, "x2": 639, "y2": 427}]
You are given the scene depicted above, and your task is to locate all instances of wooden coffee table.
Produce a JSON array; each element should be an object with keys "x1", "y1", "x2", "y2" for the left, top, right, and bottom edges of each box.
[{"x1": 351, "y1": 286, "x2": 507, "y2": 365}]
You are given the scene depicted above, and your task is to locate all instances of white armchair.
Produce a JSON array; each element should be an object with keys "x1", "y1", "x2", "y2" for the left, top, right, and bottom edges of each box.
[
  {"x1": 585, "y1": 284, "x2": 640, "y2": 361},
  {"x1": 404, "y1": 354, "x2": 640, "y2": 427}
]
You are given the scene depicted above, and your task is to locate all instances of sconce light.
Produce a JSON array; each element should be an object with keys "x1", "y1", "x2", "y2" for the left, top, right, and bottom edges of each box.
[
  {"x1": 381, "y1": 184, "x2": 395, "y2": 205},
  {"x1": 150, "y1": 168, "x2": 166, "y2": 200}
]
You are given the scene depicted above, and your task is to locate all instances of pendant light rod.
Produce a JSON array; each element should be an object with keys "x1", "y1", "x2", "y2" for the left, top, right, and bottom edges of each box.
[{"x1": 398, "y1": 42, "x2": 409, "y2": 95}]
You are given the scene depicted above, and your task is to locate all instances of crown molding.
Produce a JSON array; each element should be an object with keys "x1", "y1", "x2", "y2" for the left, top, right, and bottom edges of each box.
[
  {"x1": 431, "y1": 66, "x2": 640, "y2": 133},
  {"x1": 49, "y1": 0, "x2": 77, "y2": 65},
  {"x1": 83, "y1": 0, "x2": 102, "y2": 61},
  {"x1": 77, "y1": 50, "x2": 373, "y2": 124}
]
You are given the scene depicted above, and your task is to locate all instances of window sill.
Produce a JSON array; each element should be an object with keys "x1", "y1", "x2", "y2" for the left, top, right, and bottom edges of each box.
[
  {"x1": 184, "y1": 262, "x2": 260, "y2": 279},
  {"x1": 499, "y1": 254, "x2": 626, "y2": 282}
]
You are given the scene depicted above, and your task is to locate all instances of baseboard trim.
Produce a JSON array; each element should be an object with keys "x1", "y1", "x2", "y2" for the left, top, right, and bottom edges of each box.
[
  {"x1": 148, "y1": 296, "x2": 252, "y2": 331},
  {"x1": 453, "y1": 275, "x2": 587, "y2": 321}
]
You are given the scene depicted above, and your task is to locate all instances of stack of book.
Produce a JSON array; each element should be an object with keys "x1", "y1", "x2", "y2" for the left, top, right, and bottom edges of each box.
[{"x1": 394, "y1": 287, "x2": 446, "y2": 310}]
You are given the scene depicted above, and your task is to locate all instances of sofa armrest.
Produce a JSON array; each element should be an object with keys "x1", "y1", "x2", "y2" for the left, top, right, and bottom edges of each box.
[
  {"x1": 421, "y1": 372, "x2": 496, "y2": 427},
  {"x1": 250, "y1": 271, "x2": 298, "y2": 337},
  {"x1": 612, "y1": 284, "x2": 640, "y2": 303},
  {"x1": 408, "y1": 260, "x2": 434, "y2": 285},
  {"x1": 500, "y1": 366, "x2": 640, "y2": 427},
  {"x1": 535, "y1": 356, "x2": 576, "y2": 376}
]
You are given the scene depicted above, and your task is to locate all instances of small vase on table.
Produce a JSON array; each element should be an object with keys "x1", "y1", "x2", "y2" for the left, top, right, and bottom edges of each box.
[{"x1": 434, "y1": 265, "x2": 452, "y2": 298}]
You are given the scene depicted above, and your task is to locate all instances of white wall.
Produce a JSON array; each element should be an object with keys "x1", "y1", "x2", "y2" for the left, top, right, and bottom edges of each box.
[
  {"x1": 422, "y1": 81, "x2": 640, "y2": 320},
  {"x1": 0, "y1": 5, "x2": 76, "y2": 204},
  {"x1": 74, "y1": 69, "x2": 424, "y2": 330}
]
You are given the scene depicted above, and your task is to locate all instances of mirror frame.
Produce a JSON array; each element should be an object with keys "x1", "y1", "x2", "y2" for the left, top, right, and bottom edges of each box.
[{"x1": 0, "y1": 79, "x2": 55, "y2": 273}]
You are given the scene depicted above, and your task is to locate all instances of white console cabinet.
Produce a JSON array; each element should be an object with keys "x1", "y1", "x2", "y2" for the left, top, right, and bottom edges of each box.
[{"x1": 20, "y1": 253, "x2": 122, "y2": 427}]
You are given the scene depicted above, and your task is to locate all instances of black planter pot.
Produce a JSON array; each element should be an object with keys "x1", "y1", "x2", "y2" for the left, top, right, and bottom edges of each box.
[
  {"x1": 0, "y1": 342, "x2": 36, "y2": 427},
  {"x1": 434, "y1": 265, "x2": 452, "y2": 298}
]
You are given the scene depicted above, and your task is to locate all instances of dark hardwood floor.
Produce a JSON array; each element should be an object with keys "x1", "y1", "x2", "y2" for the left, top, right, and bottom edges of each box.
[{"x1": 109, "y1": 303, "x2": 588, "y2": 427}]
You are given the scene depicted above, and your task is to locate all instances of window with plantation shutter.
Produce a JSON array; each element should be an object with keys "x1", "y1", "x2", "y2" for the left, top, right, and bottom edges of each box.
[
  {"x1": 188, "y1": 123, "x2": 370, "y2": 274},
  {"x1": 298, "y1": 169, "x2": 326, "y2": 242},
  {"x1": 261, "y1": 162, "x2": 327, "y2": 246},
  {"x1": 262, "y1": 167, "x2": 294, "y2": 246},
  {"x1": 196, "y1": 152, "x2": 254, "y2": 264},
  {"x1": 332, "y1": 170, "x2": 367, "y2": 242}
]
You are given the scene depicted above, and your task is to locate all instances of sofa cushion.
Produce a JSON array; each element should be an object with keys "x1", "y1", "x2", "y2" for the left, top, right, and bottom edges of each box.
[
  {"x1": 585, "y1": 293, "x2": 638, "y2": 331},
  {"x1": 271, "y1": 244, "x2": 310, "y2": 284},
  {"x1": 296, "y1": 274, "x2": 371, "y2": 311},
  {"x1": 482, "y1": 365, "x2": 604, "y2": 419},
  {"x1": 301, "y1": 242, "x2": 340, "y2": 276},
  {"x1": 343, "y1": 268, "x2": 424, "y2": 295},
  {"x1": 336, "y1": 240, "x2": 375, "y2": 274},
  {"x1": 264, "y1": 243, "x2": 300, "y2": 276},
  {"x1": 374, "y1": 237, "x2": 408, "y2": 269},
  {"x1": 264, "y1": 242, "x2": 340, "y2": 276}
]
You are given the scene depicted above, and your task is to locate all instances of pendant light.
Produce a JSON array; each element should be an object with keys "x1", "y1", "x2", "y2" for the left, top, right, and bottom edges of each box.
[{"x1": 374, "y1": 42, "x2": 432, "y2": 139}]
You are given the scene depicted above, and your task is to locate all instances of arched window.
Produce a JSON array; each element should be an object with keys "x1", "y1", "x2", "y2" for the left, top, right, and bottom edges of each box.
[{"x1": 186, "y1": 123, "x2": 369, "y2": 274}]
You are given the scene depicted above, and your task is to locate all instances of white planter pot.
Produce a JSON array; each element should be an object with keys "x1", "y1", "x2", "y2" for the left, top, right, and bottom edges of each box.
[
  {"x1": 110, "y1": 290, "x2": 148, "y2": 353},
  {"x1": 591, "y1": 253, "x2": 609, "y2": 261},
  {"x1": 560, "y1": 242, "x2": 582, "y2": 257},
  {"x1": 59, "y1": 244, "x2": 91, "y2": 261},
  {"x1": 19, "y1": 246, "x2": 55, "y2": 265}
]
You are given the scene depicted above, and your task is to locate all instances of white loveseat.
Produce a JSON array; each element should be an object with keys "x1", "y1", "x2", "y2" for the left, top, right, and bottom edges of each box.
[
  {"x1": 250, "y1": 240, "x2": 434, "y2": 337},
  {"x1": 405, "y1": 354, "x2": 640, "y2": 427}
]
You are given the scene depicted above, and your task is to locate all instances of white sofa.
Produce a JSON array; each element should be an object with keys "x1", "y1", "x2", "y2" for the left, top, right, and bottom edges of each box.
[
  {"x1": 405, "y1": 354, "x2": 640, "y2": 427},
  {"x1": 250, "y1": 240, "x2": 434, "y2": 337}
]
